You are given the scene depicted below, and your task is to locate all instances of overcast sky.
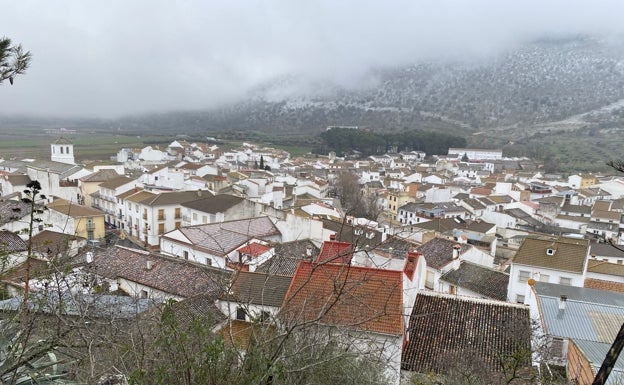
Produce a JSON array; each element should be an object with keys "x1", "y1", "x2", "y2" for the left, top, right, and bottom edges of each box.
[{"x1": 1, "y1": 0, "x2": 624, "y2": 118}]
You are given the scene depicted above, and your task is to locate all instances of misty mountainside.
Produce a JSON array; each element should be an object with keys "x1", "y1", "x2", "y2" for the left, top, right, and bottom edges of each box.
[{"x1": 118, "y1": 36, "x2": 624, "y2": 139}]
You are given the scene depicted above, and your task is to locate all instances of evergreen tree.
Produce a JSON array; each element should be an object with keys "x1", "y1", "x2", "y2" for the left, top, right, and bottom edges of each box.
[{"x1": 0, "y1": 37, "x2": 31, "y2": 85}]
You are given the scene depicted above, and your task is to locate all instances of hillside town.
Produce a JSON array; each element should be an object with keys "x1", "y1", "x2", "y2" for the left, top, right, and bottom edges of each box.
[{"x1": 2, "y1": 136, "x2": 624, "y2": 384}]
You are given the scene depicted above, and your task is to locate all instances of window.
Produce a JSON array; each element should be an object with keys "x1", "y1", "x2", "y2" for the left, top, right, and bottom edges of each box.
[
  {"x1": 518, "y1": 270, "x2": 531, "y2": 283},
  {"x1": 516, "y1": 294, "x2": 525, "y2": 304},
  {"x1": 425, "y1": 271, "x2": 435, "y2": 290},
  {"x1": 259, "y1": 311, "x2": 270, "y2": 322},
  {"x1": 158, "y1": 209, "x2": 165, "y2": 220},
  {"x1": 540, "y1": 274, "x2": 550, "y2": 282},
  {"x1": 449, "y1": 285, "x2": 456, "y2": 295},
  {"x1": 192, "y1": 212, "x2": 198, "y2": 221},
  {"x1": 236, "y1": 307, "x2": 246, "y2": 321},
  {"x1": 202, "y1": 215, "x2": 207, "y2": 224},
  {"x1": 618, "y1": 260, "x2": 623, "y2": 265},
  {"x1": 175, "y1": 221, "x2": 181, "y2": 229},
  {"x1": 559, "y1": 277, "x2": 572, "y2": 286},
  {"x1": 158, "y1": 223, "x2": 165, "y2": 235},
  {"x1": 175, "y1": 207, "x2": 181, "y2": 219},
  {"x1": 183, "y1": 250, "x2": 189, "y2": 260},
  {"x1": 549, "y1": 337, "x2": 565, "y2": 359},
  {"x1": 140, "y1": 290, "x2": 148, "y2": 299}
]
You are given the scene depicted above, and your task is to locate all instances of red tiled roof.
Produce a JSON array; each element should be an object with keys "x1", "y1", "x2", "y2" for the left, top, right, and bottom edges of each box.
[
  {"x1": 280, "y1": 261, "x2": 403, "y2": 336},
  {"x1": 238, "y1": 242, "x2": 272, "y2": 257},
  {"x1": 316, "y1": 241, "x2": 353, "y2": 264},
  {"x1": 402, "y1": 292, "x2": 531, "y2": 374}
]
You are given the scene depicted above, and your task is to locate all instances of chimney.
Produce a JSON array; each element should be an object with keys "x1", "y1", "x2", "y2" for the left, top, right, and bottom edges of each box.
[
  {"x1": 306, "y1": 245, "x2": 313, "y2": 257},
  {"x1": 86, "y1": 252, "x2": 93, "y2": 264},
  {"x1": 197, "y1": 189, "x2": 202, "y2": 197},
  {"x1": 146, "y1": 260, "x2": 154, "y2": 270},
  {"x1": 559, "y1": 295, "x2": 567, "y2": 310},
  {"x1": 330, "y1": 233, "x2": 336, "y2": 241},
  {"x1": 452, "y1": 244, "x2": 461, "y2": 259}
]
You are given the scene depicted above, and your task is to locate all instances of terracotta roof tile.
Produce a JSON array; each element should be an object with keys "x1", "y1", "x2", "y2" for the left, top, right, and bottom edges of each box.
[
  {"x1": 48, "y1": 198, "x2": 105, "y2": 217},
  {"x1": 85, "y1": 246, "x2": 232, "y2": 298},
  {"x1": 512, "y1": 236, "x2": 589, "y2": 273},
  {"x1": 255, "y1": 240, "x2": 320, "y2": 276},
  {"x1": 0, "y1": 230, "x2": 27, "y2": 252},
  {"x1": 316, "y1": 241, "x2": 353, "y2": 264},
  {"x1": 440, "y1": 261, "x2": 509, "y2": 301},
  {"x1": 221, "y1": 271, "x2": 293, "y2": 307},
  {"x1": 237, "y1": 242, "x2": 272, "y2": 257},
  {"x1": 280, "y1": 261, "x2": 403, "y2": 335},
  {"x1": 181, "y1": 194, "x2": 243, "y2": 214},
  {"x1": 402, "y1": 292, "x2": 531, "y2": 374},
  {"x1": 584, "y1": 278, "x2": 624, "y2": 294},
  {"x1": 163, "y1": 217, "x2": 281, "y2": 257},
  {"x1": 416, "y1": 238, "x2": 471, "y2": 270}
]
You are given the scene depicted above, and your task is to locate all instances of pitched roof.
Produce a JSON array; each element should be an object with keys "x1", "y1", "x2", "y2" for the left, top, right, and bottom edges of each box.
[
  {"x1": 587, "y1": 259, "x2": 624, "y2": 277},
  {"x1": 237, "y1": 242, "x2": 272, "y2": 257},
  {"x1": 571, "y1": 340, "x2": 624, "y2": 385},
  {"x1": 416, "y1": 238, "x2": 471, "y2": 270},
  {"x1": 401, "y1": 292, "x2": 531, "y2": 374},
  {"x1": 79, "y1": 169, "x2": 120, "y2": 183},
  {"x1": 85, "y1": 246, "x2": 232, "y2": 298},
  {"x1": 162, "y1": 217, "x2": 281, "y2": 257},
  {"x1": 124, "y1": 190, "x2": 156, "y2": 203},
  {"x1": 181, "y1": 194, "x2": 243, "y2": 214},
  {"x1": 533, "y1": 281, "x2": 624, "y2": 342},
  {"x1": 590, "y1": 242, "x2": 624, "y2": 259},
  {"x1": 412, "y1": 218, "x2": 495, "y2": 234},
  {"x1": 0, "y1": 230, "x2": 27, "y2": 252},
  {"x1": 99, "y1": 175, "x2": 136, "y2": 190},
  {"x1": 255, "y1": 240, "x2": 320, "y2": 276},
  {"x1": 280, "y1": 261, "x2": 403, "y2": 336},
  {"x1": 140, "y1": 190, "x2": 210, "y2": 206},
  {"x1": 30, "y1": 230, "x2": 82, "y2": 257},
  {"x1": 439, "y1": 261, "x2": 509, "y2": 301},
  {"x1": 48, "y1": 198, "x2": 105, "y2": 217},
  {"x1": 512, "y1": 236, "x2": 589, "y2": 273},
  {"x1": 316, "y1": 241, "x2": 353, "y2": 264},
  {"x1": 220, "y1": 271, "x2": 293, "y2": 307},
  {"x1": 4, "y1": 174, "x2": 31, "y2": 186},
  {"x1": 0, "y1": 200, "x2": 31, "y2": 225}
]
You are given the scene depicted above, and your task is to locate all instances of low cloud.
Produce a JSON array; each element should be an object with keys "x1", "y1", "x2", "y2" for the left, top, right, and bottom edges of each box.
[{"x1": 1, "y1": 0, "x2": 623, "y2": 118}]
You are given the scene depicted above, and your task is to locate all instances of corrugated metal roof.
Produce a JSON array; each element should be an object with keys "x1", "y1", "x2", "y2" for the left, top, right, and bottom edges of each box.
[
  {"x1": 534, "y1": 282, "x2": 624, "y2": 306},
  {"x1": 572, "y1": 339, "x2": 624, "y2": 385},
  {"x1": 535, "y1": 282, "x2": 624, "y2": 342}
]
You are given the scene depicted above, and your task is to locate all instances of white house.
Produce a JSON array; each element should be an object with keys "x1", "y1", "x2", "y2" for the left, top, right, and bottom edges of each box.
[{"x1": 507, "y1": 236, "x2": 590, "y2": 304}]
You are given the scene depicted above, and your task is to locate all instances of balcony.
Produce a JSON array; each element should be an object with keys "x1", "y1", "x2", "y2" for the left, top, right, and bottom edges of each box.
[
  {"x1": 142, "y1": 214, "x2": 148, "y2": 220},
  {"x1": 100, "y1": 195, "x2": 116, "y2": 203}
]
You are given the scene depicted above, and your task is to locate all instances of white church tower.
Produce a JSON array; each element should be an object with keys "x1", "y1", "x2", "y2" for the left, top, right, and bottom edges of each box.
[{"x1": 50, "y1": 137, "x2": 75, "y2": 165}]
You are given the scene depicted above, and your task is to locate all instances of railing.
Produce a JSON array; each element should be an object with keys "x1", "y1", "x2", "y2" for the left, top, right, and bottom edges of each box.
[
  {"x1": 100, "y1": 195, "x2": 116, "y2": 203},
  {"x1": 158, "y1": 214, "x2": 166, "y2": 221}
]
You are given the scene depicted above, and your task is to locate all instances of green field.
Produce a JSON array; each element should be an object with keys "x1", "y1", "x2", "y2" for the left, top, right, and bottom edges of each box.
[
  {"x1": 0, "y1": 127, "x2": 317, "y2": 163},
  {"x1": 0, "y1": 127, "x2": 173, "y2": 162}
]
